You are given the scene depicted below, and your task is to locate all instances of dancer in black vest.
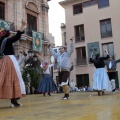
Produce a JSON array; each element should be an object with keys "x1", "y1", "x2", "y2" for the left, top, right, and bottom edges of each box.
[
  {"x1": 89, "y1": 50, "x2": 112, "y2": 96},
  {"x1": 105, "y1": 56, "x2": 120, "y2": 93},
  {"x1": 0, "y1": 19, "x2": 27, "y2": 107}
]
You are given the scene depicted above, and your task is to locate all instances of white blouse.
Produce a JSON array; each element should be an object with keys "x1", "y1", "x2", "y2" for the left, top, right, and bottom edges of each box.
[{"x1": 40, "y1": 64, "x2": 54, "y2": 74}]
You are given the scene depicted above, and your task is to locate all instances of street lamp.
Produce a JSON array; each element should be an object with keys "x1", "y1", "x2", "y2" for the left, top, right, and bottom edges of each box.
[
  {"x1": 27, "y1": 50, "x2": 38, "y2": 94},
  {"x1": 28, "y1": 49, "x2": 33, "y2": 57},
  {"x1": 23, "y1": 52, "x2": 27, "y2": 57},
  {"x1": 33, "y1": 54, "x2": 38, "y2": 61}
]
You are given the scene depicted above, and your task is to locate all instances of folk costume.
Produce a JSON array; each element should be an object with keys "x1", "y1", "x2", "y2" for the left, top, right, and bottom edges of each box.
[
  {"x1": 0, "y1": 30, "x2": 26, "y2": 107},
  {"x1": 89, "y1": 54, "x2": 112, "y2": 95},
  {"x1": 38, "y1": 62, "x2": 57, "y2": 96},
  {"x1": 49, "y1": 42, "x2": 74, "y2": 100},
  {"x1": 105, "y1": 58, "x2": 120, "y2": 92}
]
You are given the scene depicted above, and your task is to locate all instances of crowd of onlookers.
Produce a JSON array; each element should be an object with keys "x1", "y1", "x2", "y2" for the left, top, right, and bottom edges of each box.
[{"x1": 56, "y1": 80, "x2": 93, "y2": 93}]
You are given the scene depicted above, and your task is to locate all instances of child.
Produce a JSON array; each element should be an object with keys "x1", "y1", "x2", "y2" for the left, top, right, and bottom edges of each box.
[{"x1": 38, "y1": 61, "x2": 57, "y2": 96}]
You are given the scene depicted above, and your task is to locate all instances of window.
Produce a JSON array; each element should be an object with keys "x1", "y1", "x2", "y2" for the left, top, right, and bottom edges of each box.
[
  {"x1": 102, "y1": 42, "x2": 114, "y2": 58},
  {"x1": 100, "y1": 19, "x2": 112, "y2": 38},
  {"x1": 90, "y1": 0, "x2": 97, "y2": 5},
  {"x1": 98, "y1": 0, "x2": 109, "y2": 8},
  {"x1": 76, "y1": 47, "x2": 87, "y2": 65},
  {"x1": 26, "y1": 14, "x2": 37, "y2": 36},
  {"x1": 0, "y1": 2, "x2": 5, "y2": 20},
  {"x1": 74, "y1": 24, "x2": 85, "y2": 42},
  {"x1": 73, "y1": 3, "x2": 83, "y2": 14},
  {"x1": 63, "y1": 32, "x2": 67, "y2": 46},
  {"x1": 83, "y1": 1, "x2": 90, "y2": 7},
  {"x1": 83, "y1": 0, "x2": 97, "y2": 7},
  {"x1": 76, "y1": 74, "x2": 89, "y2": 88}
]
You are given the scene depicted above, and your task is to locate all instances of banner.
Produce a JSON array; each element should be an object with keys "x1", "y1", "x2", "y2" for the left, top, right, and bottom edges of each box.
[
  {"x1": 32, "y1": 31, "x2": 43, "y2": 52},
  {"x1": 0, "y1": 19, "x2": 10, "y2": 31}
]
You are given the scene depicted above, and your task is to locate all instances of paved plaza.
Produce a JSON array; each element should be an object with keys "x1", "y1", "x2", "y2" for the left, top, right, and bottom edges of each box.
[{"x1": 0, "y1": 92, "x2": 120, "y2": 120}]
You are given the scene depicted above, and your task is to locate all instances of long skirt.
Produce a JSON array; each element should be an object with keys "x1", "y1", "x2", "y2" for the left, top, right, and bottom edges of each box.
[
  {"x1": 93, "y1": 68, "x2": 112, "y2": 91},
  {"x1": 38, "y1": 74, "x2": 57, "y2": 93},
  {"x1": 0, "y1": 55, "x2": 26, "y2": 99},
  {"x1": 9, "y1": 55, "x2": 26, "y2": 95}
]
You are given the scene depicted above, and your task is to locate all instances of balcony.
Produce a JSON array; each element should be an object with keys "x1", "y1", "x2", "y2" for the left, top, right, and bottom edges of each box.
[
  {"x1": 25, "y1": 28, "x2": 32, "y2": 37},
  {"x1": 75, "y1": 57, "x2": 87, "y2": 66},
  {"x1": 75, "y1": 36, "x2": 85, "y2": 43}
]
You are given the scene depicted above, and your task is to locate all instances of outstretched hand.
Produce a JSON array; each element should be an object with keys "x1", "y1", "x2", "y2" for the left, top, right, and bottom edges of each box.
[
  {"x1": 22, "y1": 19, "x2": 27, "y2": 27},
  {"x1": 91, "y1": 53, "x2": 93, "y2": 58},
  {"x1": 105, "y1": 49, "x2": 109, "y2": 55},
  {"x1": 19, "y1": 19, "x2": 27, "y2": 31},
  {"x1": 70, "y1": 38, "x2": 73, "y2": 42}
]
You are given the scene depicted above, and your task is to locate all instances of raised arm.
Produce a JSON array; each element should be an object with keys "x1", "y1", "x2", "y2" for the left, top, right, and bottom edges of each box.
[
  {"x1": 48, "y1": 64, "x2": 54, "y2": 68},
  {"x1": 48, "y1": 44, "x2": 59, "y2": 59},
  {"x1": 18, "y1": 55, "x2": 26, "y2": 65},
  {"x1": 101, "y1": 55, "x2": 110, "y2": 60},
  {"x1": 7, "y1": 20, "x2": 27, "y2": 44},
  {"x1": 101, "y1": 49, "x2": 109, "y2": 60},
  {"x1": 40, "y1": 60, "x2": 43, "y2": 68},
  {"x1": 115, "y1": 59, "x2": 120, "y2": 63},
  {"x1": 67, "y1": 39, "x2": 74, "y2": 57},
  {"x1": 89, "y1": 53, "x2": 94, "y2": 63}
]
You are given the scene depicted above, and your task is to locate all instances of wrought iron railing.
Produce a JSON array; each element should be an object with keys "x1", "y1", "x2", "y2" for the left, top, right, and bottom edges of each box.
[
  {"x1": 25, "y1": 28, "x2": 32, "y2": 37},
  {"x1": 75, "y1": 57, "x2": 87, "y2": 66},
  {"x1": 75, "y1": 36, "x2": 85, "y2": 43}
]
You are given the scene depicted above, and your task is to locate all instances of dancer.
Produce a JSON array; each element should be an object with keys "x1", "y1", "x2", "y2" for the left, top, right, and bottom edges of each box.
[
  {"x1": 15, "y1": 53, "x2": 26, "y2": 65},
  {"x1": 48, "y1": 39, "x2": 74, "y2": 100},
  {"x1": 38, "y1": 61, "x2": 57, "y2": 96},
  {"x1": 105, "y1": 56, "x2": 120, "y2": 93},
  {"x1": 0, "y1": 19, "x2": 26, "y2": 107},
  {"x1": 89, "y1": 50, "x2": 112, "y2": 96}
]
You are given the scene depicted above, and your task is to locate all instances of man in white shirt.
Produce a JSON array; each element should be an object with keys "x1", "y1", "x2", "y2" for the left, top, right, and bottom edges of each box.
[
  {"x1": 48, "y1": 39, "x2": 74, "y2": 100},
  {"x1": 105, "y1": 56, "x2": 120, "y2": 93}
]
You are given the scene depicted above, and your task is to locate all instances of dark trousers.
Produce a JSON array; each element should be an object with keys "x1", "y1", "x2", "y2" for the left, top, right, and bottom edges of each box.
[{"x1": 107, "y1": 72, "x2": 116, "y2": 80}]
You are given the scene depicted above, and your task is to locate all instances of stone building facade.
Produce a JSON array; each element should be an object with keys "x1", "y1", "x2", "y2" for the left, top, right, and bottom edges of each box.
[{"x1": 0, "y1": 0, "x2": 51, "y2": 64}]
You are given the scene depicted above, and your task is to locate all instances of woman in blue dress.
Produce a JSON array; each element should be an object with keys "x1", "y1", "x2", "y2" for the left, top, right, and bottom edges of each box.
[{"x1": 38, "y1": 62, "x2": 57, "y2": 96}]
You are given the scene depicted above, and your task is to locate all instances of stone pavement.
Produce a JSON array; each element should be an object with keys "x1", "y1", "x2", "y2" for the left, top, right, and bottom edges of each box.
[{"x1": 0, "y1": 92, "x2": 120, "y2": 120}]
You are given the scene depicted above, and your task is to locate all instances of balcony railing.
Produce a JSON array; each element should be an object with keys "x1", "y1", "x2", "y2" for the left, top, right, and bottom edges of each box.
[
  {"x1": 25, "y1": 28, "x2": 32, "y2": 37},
  {"x1": 75, "y1": 57, "x2": 87, "y2": 66},
  {"x1": 75, "y1": 36, "x2": 85, "y2": 43}
]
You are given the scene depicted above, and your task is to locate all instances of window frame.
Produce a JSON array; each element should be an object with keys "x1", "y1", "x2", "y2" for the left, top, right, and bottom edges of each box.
[
  {"x1": 100, "y1": 18, "x2": 112, "y2": 38},
  {"x1": 102, "y1": 42, "x2": 114, "y2": 58},
  {"x1": 98, "y1": 0, "x2": 109, "y2": 8},
  {"x1": 74, "y1": 24, "x2": 85, "y2": 43},
  {"x1": 26, "y1": 13, "x2": 37, "y2": 36},
  {"x1": 76, "y1": 46, "x2": 87, "y2": 65},
  {"x1": 73, "y1": 3, "x2": 83, "y2": 15},
  {"x1": 0, "y1": 1, "x2": 5, "y2": 20}
]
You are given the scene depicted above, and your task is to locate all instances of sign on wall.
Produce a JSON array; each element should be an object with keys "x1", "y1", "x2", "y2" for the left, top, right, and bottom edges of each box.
[
  {"x1": 87, "y1": 42, "x2": 100, "y2": 61},
  {"x1": 32, "y1": 31, "x2": 43, "y2": 52},
  {"x1": 0, "y1": 19, "x2": 10, "y2": 31}
]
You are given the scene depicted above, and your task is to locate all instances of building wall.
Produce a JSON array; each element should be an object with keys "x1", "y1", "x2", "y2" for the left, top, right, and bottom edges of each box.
[
  {"x1": 0, "y1": 0, "x2": 51, "y2": 62},
  {"x1": 60, "y1": 0, "x2": 120, "y2": 87}
]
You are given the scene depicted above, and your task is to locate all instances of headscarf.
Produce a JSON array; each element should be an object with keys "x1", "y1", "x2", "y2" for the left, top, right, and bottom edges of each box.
[
  {"x1": 43, "y1": 62, "x2": 48, "y2": 72},
  {"x1": 0, "y1": 30, "x2": 10, "y2": 38}
]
